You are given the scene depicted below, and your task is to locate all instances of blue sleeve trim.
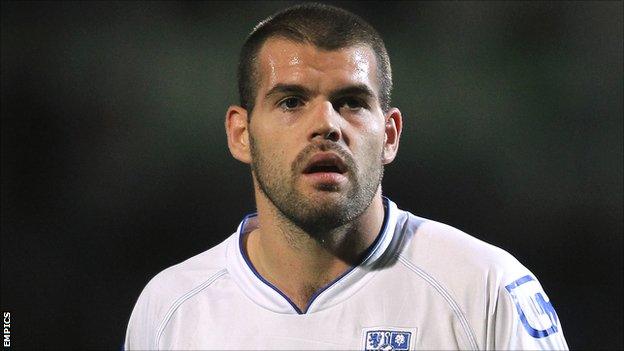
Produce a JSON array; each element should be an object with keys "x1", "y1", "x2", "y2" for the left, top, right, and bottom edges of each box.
[{"x1": 505, "y1": 275, "x2": 560, "y2": 338}]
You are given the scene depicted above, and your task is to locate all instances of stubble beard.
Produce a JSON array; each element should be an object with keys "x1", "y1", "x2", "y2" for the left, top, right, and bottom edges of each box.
[{"x1": 249, "y1": 134, "x2": 384, "y2": 238}]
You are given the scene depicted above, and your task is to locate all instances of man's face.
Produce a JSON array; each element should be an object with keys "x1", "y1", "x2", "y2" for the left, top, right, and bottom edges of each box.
[{"x1": 248, "y1": 38, "x2": 392, "y2": 234}]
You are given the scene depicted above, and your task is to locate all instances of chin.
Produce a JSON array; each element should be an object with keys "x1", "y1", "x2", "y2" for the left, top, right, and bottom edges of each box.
[
  {"x1": 304, "y1": 193, "x2": 353, "y2": 215},
  {"x1": 304, "y1": 188, "x2": 349, "y2": 205}
]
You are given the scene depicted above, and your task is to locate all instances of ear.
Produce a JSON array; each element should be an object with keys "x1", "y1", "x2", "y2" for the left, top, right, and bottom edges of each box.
[
  {"x1": 225, "y1": 105, "x2": 252, "y2": 164},
  {"x1": 381, "y1": 107, "x2": 403, "y2": 164}
]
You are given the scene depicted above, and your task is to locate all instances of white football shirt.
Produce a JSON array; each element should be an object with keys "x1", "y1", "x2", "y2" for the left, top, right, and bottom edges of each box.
[{"x1": 125, "y1": 198, "x2": 568, "y2": 350}]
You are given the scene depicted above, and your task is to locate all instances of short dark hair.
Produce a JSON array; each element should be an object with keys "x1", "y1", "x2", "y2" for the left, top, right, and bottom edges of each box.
[{"x1": 237, "y1": 3, "x2": 392, "y2": 115}]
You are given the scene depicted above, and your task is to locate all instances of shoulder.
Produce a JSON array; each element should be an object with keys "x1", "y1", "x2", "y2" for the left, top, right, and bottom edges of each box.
[
  {"x1": 398, "y1": 213, "x2": 527, "y2": 282},
  {"x1": 394, "y1": 211, "x2": 535, "y2": 319},
  {"x1": 144, "y1": 237, "x2": 231, "y2": 296},
  {"x1": 125, "y1": 234, "x2": 234, "y2": 349},
  {"x1": 394, "y1": 212, "x2": 568, "y2": 349}
]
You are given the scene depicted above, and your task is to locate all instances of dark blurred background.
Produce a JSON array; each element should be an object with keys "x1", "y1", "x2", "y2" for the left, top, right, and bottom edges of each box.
[{"x1": 1, "y1": 1, "x2": 622, "y2": 349}]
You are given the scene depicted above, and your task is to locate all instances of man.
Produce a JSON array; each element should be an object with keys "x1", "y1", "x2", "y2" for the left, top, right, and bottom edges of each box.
[{"x1": 125, "y1": 3, "x2": 568, "y2": 350}]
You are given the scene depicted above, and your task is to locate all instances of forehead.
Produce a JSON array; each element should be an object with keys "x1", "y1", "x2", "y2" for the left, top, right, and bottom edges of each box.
[{"x1": 255, "y1": 38, "x2": 379, "y2": 96}]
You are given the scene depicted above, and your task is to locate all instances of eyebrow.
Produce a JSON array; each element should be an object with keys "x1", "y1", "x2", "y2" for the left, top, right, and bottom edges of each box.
[
  {"x1": 264, "y1": 84, "x2": 313, "y2": 99},
  {"x1": 264, "y1": 83, "x2": 376, "y2": 101},
  {"x1": 328, "y1": 84, "x2": 376, "y2": 101}
]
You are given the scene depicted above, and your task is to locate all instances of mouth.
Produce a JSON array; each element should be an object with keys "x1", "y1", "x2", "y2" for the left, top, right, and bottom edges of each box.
[
  {"x1": 300, "y1": 152, "x2": 349, "y2": 188},
  {"x1": 302, "y1": 153, "x2": 348, "y2": 175}
]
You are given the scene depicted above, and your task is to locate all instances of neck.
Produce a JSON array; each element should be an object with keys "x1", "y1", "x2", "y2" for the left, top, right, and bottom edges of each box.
[{"x1": 245, "y1": 189, "x2": 385, "y2": 312}]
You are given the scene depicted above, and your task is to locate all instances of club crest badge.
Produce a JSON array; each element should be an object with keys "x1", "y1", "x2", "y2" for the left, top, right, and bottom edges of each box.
[
  {"x1": 505, "y1": 275, "x2": 560, "y2": 338},
  {"x1": 362, "y1": 327, "x2": 415, "y2": 351}
]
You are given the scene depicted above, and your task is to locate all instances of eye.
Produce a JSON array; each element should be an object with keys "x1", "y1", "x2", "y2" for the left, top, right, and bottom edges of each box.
[
  {"x1": 337, "y1": 97, "x2": 368, "y2": 111},
  {"x1": 278, "y1": 96, "x2": 304, "y2": 111}
]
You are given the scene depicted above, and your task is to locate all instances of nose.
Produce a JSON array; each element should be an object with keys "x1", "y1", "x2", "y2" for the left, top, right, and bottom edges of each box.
[{"x1": 309, "y1": 101, "x2": 341, "y2": 143}]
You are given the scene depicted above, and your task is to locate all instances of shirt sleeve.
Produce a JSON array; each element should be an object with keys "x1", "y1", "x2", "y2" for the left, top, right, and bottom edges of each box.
[
  {"x1": 125, "y1": 277, "x2": 168, "y2": 350},
  {"x1": 493, "y1": 273, "x2": 569, "y2": 350}
]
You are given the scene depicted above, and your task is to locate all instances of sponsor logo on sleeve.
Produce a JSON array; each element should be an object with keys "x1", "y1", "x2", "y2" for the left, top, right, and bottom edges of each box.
[{"x1": 505, "y1": 275, "x2": 560, "y2": 338}]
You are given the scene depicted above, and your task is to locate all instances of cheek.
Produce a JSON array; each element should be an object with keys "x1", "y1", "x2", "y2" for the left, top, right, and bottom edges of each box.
[
  {"x1": 252, "y1": 130, "x2": 295, "y2": 169},
  {"x1": 350, "y1": 115, "x2": 386, "y2": 141},
  {"x1": 352, "y1": 131, "x2": 385, "y2": 167},
  {"x1": 251, "y1": 125, "x2": 303, "y2": 177},
  {"x1": 358, "y1": 120, "x2": 386, "y2": 147},
  {"x1": 369, "y1": 122, "x2": 388, "y2": 156}
]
